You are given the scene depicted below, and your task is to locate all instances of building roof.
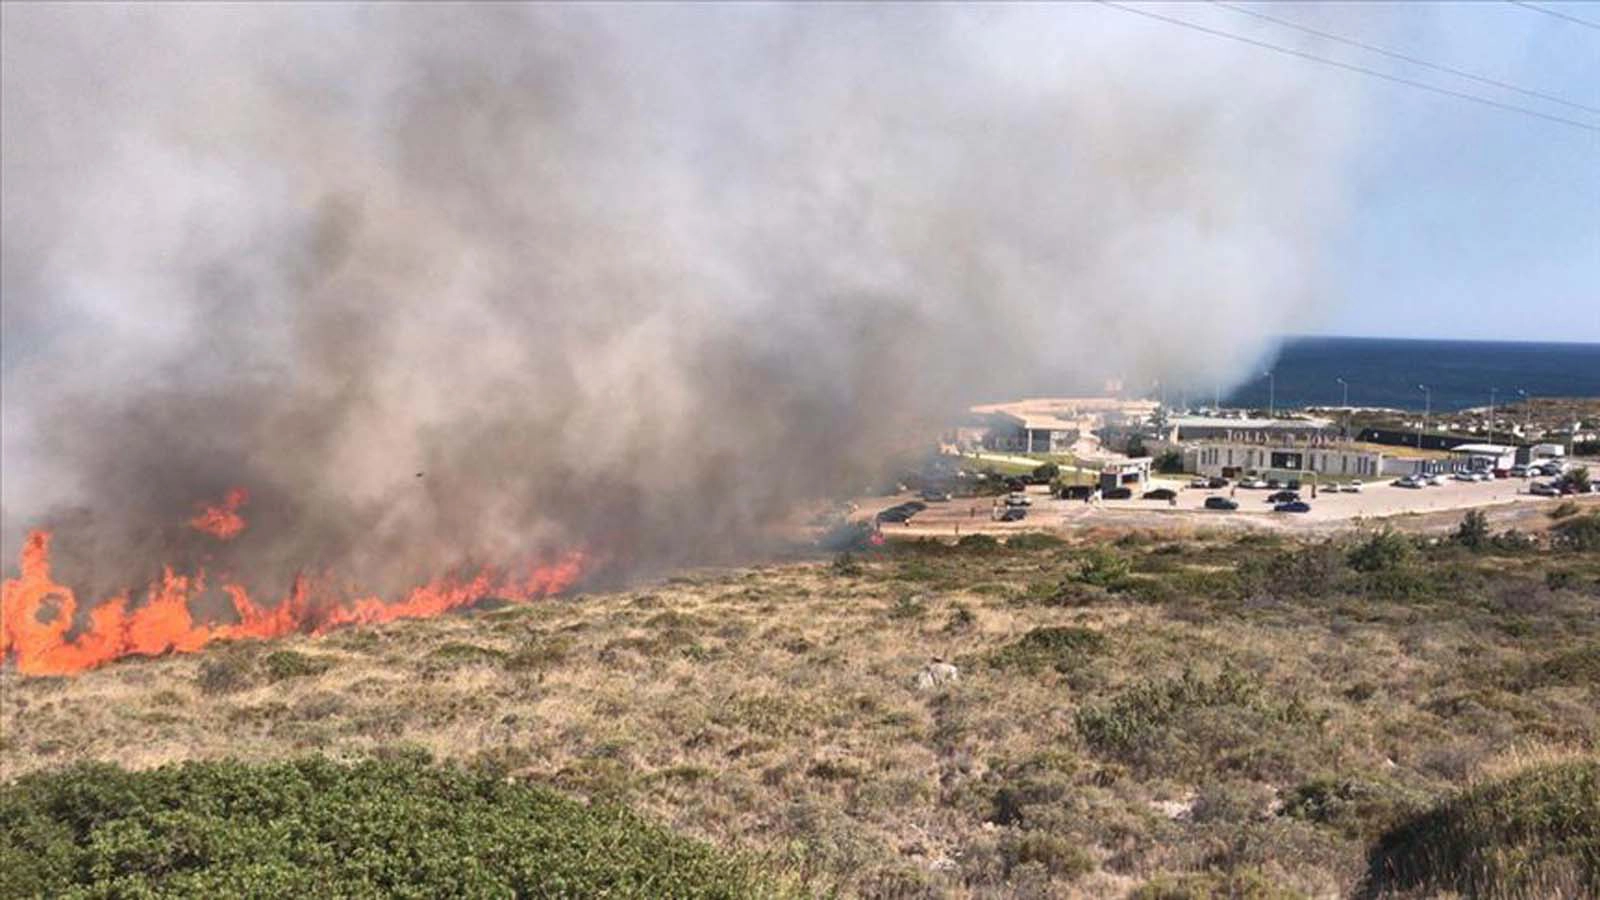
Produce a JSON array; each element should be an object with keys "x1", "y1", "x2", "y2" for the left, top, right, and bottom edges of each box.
[
  {"x1": 1173, "y1": 414, "x2": 1334, "y2": 430},
  {"x1": 1449, "y1": 443, "x2": 1517, "y2": 455}
]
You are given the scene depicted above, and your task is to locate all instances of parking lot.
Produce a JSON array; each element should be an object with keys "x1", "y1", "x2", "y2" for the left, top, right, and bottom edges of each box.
[{"x1": 857, "y1": 470, "x2": 1595, "y2": 538}]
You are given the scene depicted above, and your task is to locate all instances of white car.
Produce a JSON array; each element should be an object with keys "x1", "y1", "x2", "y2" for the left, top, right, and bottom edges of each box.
[
  {"x1": 1341, "y1": 480, "x2": 1363, "y2": 493},
  {"x1": 1453, "y1": 472, "x2": 1477, "y2": 482},
  {"x1": 1427, "y1": 473, "x2": 1448, "y2": 486},
  {"x1": 1240, "y1": 478, "x2": 1268, "y2": 489},
  {"x1": 1190, "y1": 477, "x2": 1210, "y2": 488},
  {"x1": 1394, "y1": 476, "x2": 1423, "y2": 489}
]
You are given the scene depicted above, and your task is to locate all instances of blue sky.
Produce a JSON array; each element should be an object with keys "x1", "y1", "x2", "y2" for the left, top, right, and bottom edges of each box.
[{"x1": 1138, "y1": 2, "x2": 1599, "y2": 344}]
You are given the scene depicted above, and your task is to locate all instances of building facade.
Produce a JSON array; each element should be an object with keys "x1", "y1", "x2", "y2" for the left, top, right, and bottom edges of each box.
[{"x1": 1185, "y1": 443, "x2": 1384, "y2": 480}]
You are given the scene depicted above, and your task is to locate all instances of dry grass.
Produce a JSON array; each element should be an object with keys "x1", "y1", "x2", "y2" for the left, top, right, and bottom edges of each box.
[{"x1": 3, "y1": 528, "x2": 1597, "y2": 898}]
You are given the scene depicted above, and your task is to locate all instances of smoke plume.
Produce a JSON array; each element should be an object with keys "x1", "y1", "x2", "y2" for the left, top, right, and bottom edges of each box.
[{"x1": 2, "y1": 4, "x2": 1363, "y2": 596}]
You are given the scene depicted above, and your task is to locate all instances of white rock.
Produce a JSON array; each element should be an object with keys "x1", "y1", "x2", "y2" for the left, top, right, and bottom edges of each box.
[{"x1": 915, "y1": 661, "x2": 960, "y2": 690}]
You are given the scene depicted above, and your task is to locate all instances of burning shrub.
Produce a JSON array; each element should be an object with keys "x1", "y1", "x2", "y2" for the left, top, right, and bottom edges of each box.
[{"x1": 0, "y1": 757, "x2": 783, "y2": 898}]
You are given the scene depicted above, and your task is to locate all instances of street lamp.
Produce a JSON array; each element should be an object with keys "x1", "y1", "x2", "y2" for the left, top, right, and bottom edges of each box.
[
  {"x1": 1517, "y1": 389, "x2": 1529, "y2": 440},
  {"x1": 1264, "y1": 370, "x2": 1275, "y2": 418},
  {"x1": 1417, "y1": 384, "x2": 1431, "y2": 450}
]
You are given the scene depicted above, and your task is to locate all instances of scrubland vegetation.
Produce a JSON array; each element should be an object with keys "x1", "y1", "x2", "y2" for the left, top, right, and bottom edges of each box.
[{"x1": 3, "y1": 512, "x2": 1598, "y2": 898}]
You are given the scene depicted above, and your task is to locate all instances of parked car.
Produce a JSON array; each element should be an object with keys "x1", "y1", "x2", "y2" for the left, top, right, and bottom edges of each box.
[
  {"x1": 1427, "y1": 473, "x2": 1448, "y2": 486},
  {"x1": 1204, "y1": 496, "x2": 1239, "y2": 510},
  {"x1": 1059, "y1": 484, "x2": 1094, "y2": 500},
  {"x1": 1104, "y1": 487, "x2": 1133, "y2": 500},
  {"x1": 1240, "y1": 478, "x2": 1268, "y2": 489},
  {"x1": 1266, "y1": 490, "x2": 1301, "y2": 503},
  {"x1": 1208, "y1": 476, "x2": 1230, "y2": 489},
  {"x1": 1274, "y1": 501, "x2": 1312, "y2": 513},
  {"x1": 1510, "y1": 465, "x2": 1530, "y2": 477},
  {"x1": 1341, "y1": 480, "x2": 1364, "y2": 493},
  {"x1": 1143, "y1": 488, "x2": 1177, "y2": 501},
  {"x1": 1529, "y1": 481, "x2": 1560, "y2": 497},
  {"x1": 919, "y1": 489, "x2": 952, "y2": 502},
  {"x1": 1004, "y1": 493, "x2": 1032, "y2": 507},
  {"x1": 1189, "y1": 477, "x2": 1210, "y2": 488},
  {"x1": 1266, "y1": 479, "x2": 1283, "y2": 489},
  {"x1": 1393, "y1": 476, "x2": 1423, "y2": 489},
  {"x1": 995, "y1": 506, "x2": 1027, "y2": 522}
]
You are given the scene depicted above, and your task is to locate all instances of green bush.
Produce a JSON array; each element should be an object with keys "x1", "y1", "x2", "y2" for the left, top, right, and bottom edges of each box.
[
  {"x1": 1072, "y1": 548, "x2": 1132, "y2": 589},
  {"x1": 262, "y1": 650, "x2": 334, "y2": 682},
  {"x1": 1074, "y1": 666, "x2": 1263, "y2": 758},
  {"x1": 1454, "y1": 509, "x2": 1491, "y2": 549},
  {"x1": 1552, "y1": 514, "x2": 1600, "y2": 552},
  {"x1": 1347, "y1": 528, "x2": 1413, "y2": 573},
  {"x1": 982, "y1": 626, "x2": 1105, "y2": 675},
  {"x1": 0, "y1": 757, "x2": 782, "y2": 899},
  {"x1": 1362, "y1": 757, "x2": 1599, "y2": 899}
]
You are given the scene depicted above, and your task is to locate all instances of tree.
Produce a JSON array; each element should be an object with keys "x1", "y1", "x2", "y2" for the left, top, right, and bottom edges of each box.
[
  {"x1": 1155, "y1": 450, "x2": 1184, "y2": 474},
  {"x1": 1565, "y1": 466, "x2": 1591, "y2": 493},
  {"x1": 1032, "y1": 461, "x2": 1060, "y2": 482},
  {"x1": 1454, "y1": 509, "x2": 1489, "y2": 550}
]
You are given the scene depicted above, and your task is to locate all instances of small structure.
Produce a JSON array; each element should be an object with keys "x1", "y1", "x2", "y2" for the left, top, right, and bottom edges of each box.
[
  {"x1": 1449, "y1": 443, "x2": 1517, "y2": 473},
  {"x1": 1099, "y1": 458, "x2": 1152, "y2": 492}
]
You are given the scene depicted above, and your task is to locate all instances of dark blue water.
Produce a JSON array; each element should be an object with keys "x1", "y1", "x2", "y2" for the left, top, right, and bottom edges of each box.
[{"x1": 1221, "y1": 337, "x2": 1600, "y2": 412}]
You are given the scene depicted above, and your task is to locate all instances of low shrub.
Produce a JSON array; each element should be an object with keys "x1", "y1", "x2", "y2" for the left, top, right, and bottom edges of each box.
[
  {"x1": 1362, "y1": 757, "x2": 1599, "y2": 899},
  {"x1": 262, "y1": 649, "x2": 334, "y2": 682},
  {"x1": 1552, "y1": 514, "x2": 1600, "y2": 552},
  {"x1": 982, "y1": 626, "x2": 1105, "y2": 675},
  {"x1": 0, "y1": 757, "x2": 782, "y2": 898}
]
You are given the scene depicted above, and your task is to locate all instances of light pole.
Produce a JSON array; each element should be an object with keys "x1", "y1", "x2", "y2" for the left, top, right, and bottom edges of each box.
[
  {"x1": 1488, "y1": 387, "x2": 1497, "y2": 446},
  {"x1": 1417, "y1": 384, "x2": 1431, "y2": 450},
  {"x1": 1264, "y1": 370, "x2": 1275, "y2": 418},
  {"x1": 1337, "y1": 377, "x2": 1349, "y2": 441},
  {"x1": 1517, "y1": 389, "x2": 1529, "y2": 441}
]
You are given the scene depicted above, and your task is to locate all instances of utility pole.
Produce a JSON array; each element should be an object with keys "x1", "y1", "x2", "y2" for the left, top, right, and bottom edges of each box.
[
  {"x1": 1417, "y1": 384, "x2": 1430, "y2": 450},
  {"x1": 1264, "y1": 370, "x2": 1275, "y2": 418},
  {"x1": 1517, "y1": 389, "x2": 1529, "y2": 442}
]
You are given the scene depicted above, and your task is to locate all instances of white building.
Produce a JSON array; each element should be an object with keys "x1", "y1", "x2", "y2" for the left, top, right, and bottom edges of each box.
[
  {"x1": 1449, "y1": 443, "x2": 1517, "y2": 472},
  {"x1": 1186, "y1": 443, "x2": 1384, "y2": 480}
]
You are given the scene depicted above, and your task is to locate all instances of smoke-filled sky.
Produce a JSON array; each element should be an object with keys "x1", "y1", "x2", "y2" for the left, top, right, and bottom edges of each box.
[{"x1": 2, "y1": 3, "x2": 1370, "y2": 589}]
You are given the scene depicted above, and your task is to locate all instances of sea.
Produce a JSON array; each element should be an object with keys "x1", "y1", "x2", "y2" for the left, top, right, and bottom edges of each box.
[{"x1": 1220, "y1": 336, "x2": 1600, "y2": 413}]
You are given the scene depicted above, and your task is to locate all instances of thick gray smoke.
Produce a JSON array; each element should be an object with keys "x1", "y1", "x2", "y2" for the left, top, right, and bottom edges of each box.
[{"x1": 2, "y1": 4, "x2": 1362, "y2": 594}]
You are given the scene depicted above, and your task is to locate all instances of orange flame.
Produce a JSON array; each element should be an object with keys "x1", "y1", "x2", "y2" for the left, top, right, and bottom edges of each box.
[
  {"x1": 189, "y1": 487, "x2": 249, "y2": 540},
  {"x1": 1, "y1": 528, "x2": 585, "y2": 677}
]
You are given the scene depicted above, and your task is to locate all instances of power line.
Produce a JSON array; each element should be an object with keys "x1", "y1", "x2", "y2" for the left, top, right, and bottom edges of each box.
[
  {"x1": 1215, "y1": 1, "x2": 1600, "y2": 115},
  {"x1": 1508, "y1": 1, "x2": 1600, "y2": 31},
  {"x1": 1096, "y1": 1, "x2": 1600, "y2": 134}
]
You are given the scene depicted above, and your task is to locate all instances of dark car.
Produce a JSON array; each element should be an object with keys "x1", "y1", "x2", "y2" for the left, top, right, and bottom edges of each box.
[
  {"x1": 1059, "y1": 485, "x2": 1094, "y2": 500},
  {"x1": 1142, "y1": 488, "x2": 1177, "y2": 501},
  {"x1": 1266, "y1": 490, "x2": 1300, "y2": 503},
  {"x1": 997, "y1": 507, "x2": 1027, "y2": 522},
  {"x1": 1266, "y1": 479, "x2": 1283, "y2": 489},
  {"x1": 1104, "y1": 487, "x2": 1133, "y2": 500},
  {"x1": 1274, "y1": 501, "x2": 1312, "y2": 513},
  {"x1": 1207, "y1": 477, "x2": 1229, "y2": 489},
  {"x1": 919, "y1": 489, "x2": 952, "y2": 502},
  {"x1": 1204, "y1": 497, "x2": 1239, "y2": 510}
]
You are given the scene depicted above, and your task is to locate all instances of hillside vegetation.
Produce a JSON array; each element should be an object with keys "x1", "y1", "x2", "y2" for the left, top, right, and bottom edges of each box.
[{"x1": 3, "y1": 513, "x2": 1598, "y2": 897}]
